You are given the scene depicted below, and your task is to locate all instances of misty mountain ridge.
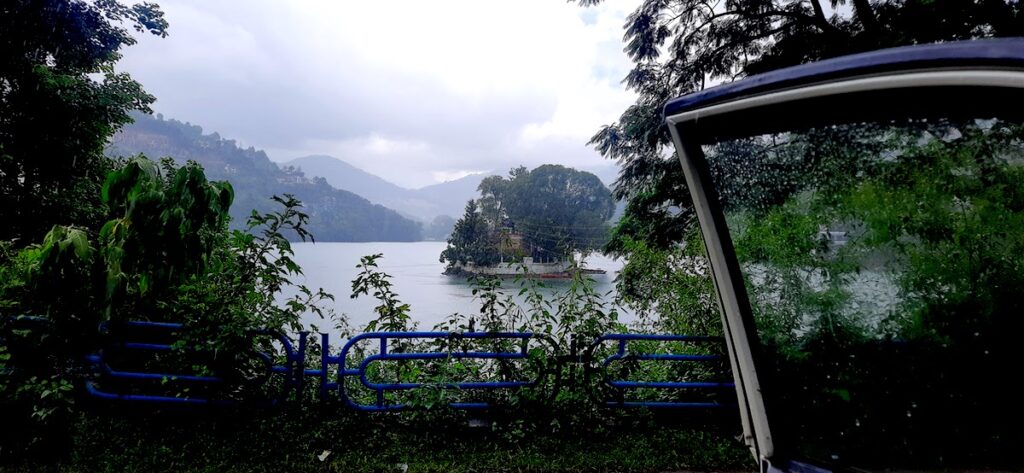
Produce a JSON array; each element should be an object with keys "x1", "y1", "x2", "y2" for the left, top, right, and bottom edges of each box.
[
  {"x1": 284, "y1": 155, "x2": 495, "y2": 222},
  {"x1": 107, "y1": 113, "x2": 423, "y2": 242}
]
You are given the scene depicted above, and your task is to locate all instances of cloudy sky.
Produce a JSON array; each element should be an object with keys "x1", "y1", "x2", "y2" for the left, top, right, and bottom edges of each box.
[{"x1": 118, "y1": 0, "x2": 638, "y2": 188}]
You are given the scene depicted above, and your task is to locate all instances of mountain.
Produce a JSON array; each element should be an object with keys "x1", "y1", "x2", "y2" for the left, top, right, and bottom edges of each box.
[
  {"x1": 284, "y1": 155, "x2": 492, "y2": 222},
  {"x1": 416, "y1": 174, "x2": 492, "y2": 216},
  {"x1": 281, "y1": 155, "x2": 407, "y2": 207},
  {"x1": 108, "y1": 113, "x2": 422, "y2": 242}
]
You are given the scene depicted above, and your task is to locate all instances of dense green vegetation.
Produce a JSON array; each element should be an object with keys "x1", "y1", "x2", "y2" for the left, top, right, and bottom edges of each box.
[
  {"x1": 603, "y1": 114, "x2": 1024, "y2": 467},
  {"x1": 3, "y1": 410, "x2": 747, "y2": 472},
  {"x1": 713, "y1": 120, "x2": 1024, "y2": 467},
  {"x1": 2, "y1": 245, "x2": 749, "y2": 470},
  {"x1": 0, "y1": 154, "x2": 334, "y2": 452},
  {"x1": 110, "y1": 114, "x2": 423, "y2": 242},
  {"x1": 0, "y1": 0, "x2": 167, "y2": 244},
  {"x1": 567, "y1": 2, "x2": 1024, "y2": 464},
  {"x1": 440, "y1": 165, "x2": 615, "y2": 272},
  {"x1": 578, "y1": 0, "x2": 1024, "y2": 335},
  {"x1": 0, "y1": 4, "x2": 747, "y2": 471},
  {"x1": 5, "y1": 0, "x2": 1024, "y2": 470},
  {"x1": 1, "y1": 189, "x2": 746, "y2": 469},
  {"x1": 583, "y1": 0, "x2": 1024, "y2": 249}
]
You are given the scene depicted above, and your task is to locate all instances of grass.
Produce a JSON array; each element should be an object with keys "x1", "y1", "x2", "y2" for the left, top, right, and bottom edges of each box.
[{"x1": 1, "y1": 405, "x2": 754, "y2": 473}]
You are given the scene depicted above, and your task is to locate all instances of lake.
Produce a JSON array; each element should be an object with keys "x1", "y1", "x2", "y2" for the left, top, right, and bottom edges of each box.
[{"x1": 289, "y1": 241, "x2": 627, "y2": 330}]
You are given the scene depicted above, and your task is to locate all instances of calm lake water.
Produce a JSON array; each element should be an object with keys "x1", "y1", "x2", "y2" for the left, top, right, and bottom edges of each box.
[{"x1": 288, "y1": 242, "x2": 626, "y2": 330}]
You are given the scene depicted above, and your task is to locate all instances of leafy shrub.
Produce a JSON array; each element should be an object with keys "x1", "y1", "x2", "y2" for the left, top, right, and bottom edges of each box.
[{"x1": 0, "y1": 157, "x2": 337, "y2": 458}]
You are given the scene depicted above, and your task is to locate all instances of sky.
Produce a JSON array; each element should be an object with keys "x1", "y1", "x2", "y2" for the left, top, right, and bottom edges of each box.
[{"x1": 118, "y1": 0, "x2": 639, "y2": 189}]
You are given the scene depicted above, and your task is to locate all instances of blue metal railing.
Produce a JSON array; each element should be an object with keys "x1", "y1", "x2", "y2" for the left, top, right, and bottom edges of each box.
[
  {"x1": 84, "y1": 321, "x2": 305, "y2": 405},
  {"x1": 590, "y1": 333, "x2": 734, "y2": 409},
  {"x1": 327, "y1": 331, "x2": 554, "y2": 411},
  {"x1": 53, "y1": 319, "x2": 736, "y2": 410}
]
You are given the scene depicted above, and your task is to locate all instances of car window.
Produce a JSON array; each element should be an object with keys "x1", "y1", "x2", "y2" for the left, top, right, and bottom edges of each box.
[{"x1": 703, "y1": 116, "x2": 1024, "y2": 469}]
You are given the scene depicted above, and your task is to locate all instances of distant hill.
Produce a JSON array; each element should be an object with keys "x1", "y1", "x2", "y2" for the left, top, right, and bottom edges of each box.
[
  {"x1": 108, "y1": 113, "x2": 422, "y2": 242},
  {"x1": 284, "y1": 155, "x2": 492, "y2": 222},
  {"x1": 282, "y1": 155, "x2": 407, "y2": 208}
]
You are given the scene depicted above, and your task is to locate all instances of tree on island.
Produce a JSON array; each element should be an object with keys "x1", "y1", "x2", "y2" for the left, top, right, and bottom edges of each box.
[
  {"x1": 440, "y1": 165, "x2": 614, "y2": 273},
  {"x1": 439, "y1": 200, "x2": 499, "y2": 270}
]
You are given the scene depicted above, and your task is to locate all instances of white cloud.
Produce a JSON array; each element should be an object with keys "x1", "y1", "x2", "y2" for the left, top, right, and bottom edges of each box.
[{"x1": 118, "y1": 0, "x2": 638, "y2": 187}]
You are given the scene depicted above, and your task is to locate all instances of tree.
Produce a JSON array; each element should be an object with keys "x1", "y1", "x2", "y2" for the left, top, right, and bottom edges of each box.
[
  {"x1": 0, "y1": 0, "x2": 168, "y2": 244},
  {"x1": 0, "y1": 156, "x2": 335, "y2": 452},
  {"x1": 440, "y1": 200, "x2": 498, "y2": 272},
  {"x1": 478, "y1": 165, "x2": 615, "y2": 259},
  {"x1": 441, "y1": 165, "x2": 614, "y2": 272},
  {"x1": 578, "y1": 0, "x2": 1024, "y2": 254},
  {"x1": 577, "y1": 0, "x2": 1024, "y2": 336}
]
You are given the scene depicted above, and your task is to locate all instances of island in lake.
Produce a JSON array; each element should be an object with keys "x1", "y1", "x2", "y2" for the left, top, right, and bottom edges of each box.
[{"x1": 439, "y1": 165, "x2": 615, "y2": 278}]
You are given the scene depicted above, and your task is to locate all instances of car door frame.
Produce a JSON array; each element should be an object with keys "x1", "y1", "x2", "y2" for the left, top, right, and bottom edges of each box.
[{"x1": 662, "y1": 38, "x2": 1024, "y2": 472}]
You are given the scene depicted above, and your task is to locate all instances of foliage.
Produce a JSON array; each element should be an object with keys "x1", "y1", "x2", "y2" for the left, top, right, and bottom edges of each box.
[
  {"x1": 1, "y1": 157, "x2": 337, "y2": 457},
  {"x1": 99, "y1": 157, "x2": 234, "y2": 316},
  {"x1": 579, "y1": 0, "x2": 1024, "y2": 330},
  {"x1": 478, "y1": 165, "x2": 615, "y2": 257},
  {"x1": 0, "y1": 0, "x2": 168, "y2": 244},
  {"x1": 343, "y1": 253, "x2": 732, "y2": 438},
  {"x1": 167, "y1": 192, "x2": 335, "y2": 391},
  {"x1": 441, "y1": 165, "x2": 614, "y2": 271},
  {"x1": 4, "y1": 217, "x2": 736, "y2": 464},
  {"x1": 352, "y1": 254, "x2": 413, "y2": 333},
  {"x1": 3, "y1": 410, "x2": 750, "y2": 472},
  {"x1": 548, "y1": 259, "x2": 622, "y2": 342},
  {"x1": 3, "y1": 157, "x2": 233, "y2": 325},
  {"x1": 0, "y1": 156, "x2": 237, "y2": 452},
  {"x1": 439, "y1": 200, "x2": 500, "y2": 271},
  {"x1": 714, "y1": 119, "x2": 1024, "y2": 466},
  {"x1": 614, "y1": 235, "x2": 720, "y2": 335},
  {"x1": 0, "y1": 0, "x2": 741, "y2": 467}
]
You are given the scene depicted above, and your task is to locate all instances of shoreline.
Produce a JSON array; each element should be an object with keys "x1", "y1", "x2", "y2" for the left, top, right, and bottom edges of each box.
[{"x1": 443, "y1": 267, "x2": 607, "y2": 279}]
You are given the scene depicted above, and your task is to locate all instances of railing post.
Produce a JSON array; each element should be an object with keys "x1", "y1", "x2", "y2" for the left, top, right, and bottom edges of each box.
[
  {"x1": 320, "y1": 332, "x2": 330, "y2": 400},
  {"x1": 569, "y1": 334, "x2": 577, "y2": 385},
  {"x1": 295, "y1": 331, "x2": 308, "y2": 402}
]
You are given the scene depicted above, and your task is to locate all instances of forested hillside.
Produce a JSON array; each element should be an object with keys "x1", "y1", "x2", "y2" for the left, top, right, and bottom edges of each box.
[{"x1": 108, "y1": 113, "x2": 422, "y2": 241}]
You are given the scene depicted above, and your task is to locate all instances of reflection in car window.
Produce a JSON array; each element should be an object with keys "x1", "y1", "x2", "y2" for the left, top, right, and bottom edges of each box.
[{"x1": 704, "y1": 118, "x2": 1024, "y2": 469}]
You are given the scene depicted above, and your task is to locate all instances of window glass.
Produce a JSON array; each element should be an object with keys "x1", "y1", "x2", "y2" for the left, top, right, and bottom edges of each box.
[{"x1": 703, "y1": 117, "x2": 1024, "y2": 469}]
